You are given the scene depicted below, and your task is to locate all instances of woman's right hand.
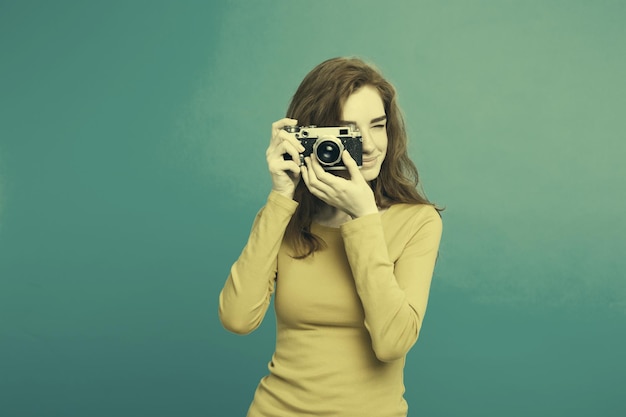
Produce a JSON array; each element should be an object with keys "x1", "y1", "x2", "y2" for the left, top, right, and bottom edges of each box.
[{"x1": 266, "y1": 118, "x2": 304, "y2": 199}]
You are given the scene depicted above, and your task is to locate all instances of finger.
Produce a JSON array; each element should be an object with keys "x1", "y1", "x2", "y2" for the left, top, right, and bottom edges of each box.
[
  {"x1": 272, "y1": 160, "x2": 301, "y2": 175},
  {"x1": 268, "y1": 140, "x2": 301, "y2": 167},
  {"x1": 309, "y1": 155, "x2": 341, "y2": 187},
  {"x1": 300, "y1": 163, "x2": 310, "y2": 187},
  {"x1": 301, "y1": 163, "x2": 327, "y2": 200},
  {"x1": 275, "y1": 129, "x2": 305, "y2": 153},
  {"x1": 304, "y1": 157, "x2": 334, "y2": 195},
  {"x1": 300, "y1": 163, "x2": 318, "y2": 196},
  {"x1": 271, "y1": 118, "x2": 299, "y2": 142},
  {"x1": 268, "y1": 129, "x2": 304, "y2": 159},
  {"x1": 342, "y1": 150, "x2": 363, "y2": 181},
  {"x1": 271, "y1": 118, "x2": 298, "y2": 132}
]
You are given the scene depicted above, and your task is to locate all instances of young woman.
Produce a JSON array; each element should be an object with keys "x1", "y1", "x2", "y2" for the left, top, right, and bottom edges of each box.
[{"x1": 219, "y1": 57, "x2": 443, "y2": 417}]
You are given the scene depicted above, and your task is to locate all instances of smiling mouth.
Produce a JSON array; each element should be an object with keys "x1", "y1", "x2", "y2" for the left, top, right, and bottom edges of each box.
[{"x1": 362, "y1": 156, "x2": 378, "y2": 165}]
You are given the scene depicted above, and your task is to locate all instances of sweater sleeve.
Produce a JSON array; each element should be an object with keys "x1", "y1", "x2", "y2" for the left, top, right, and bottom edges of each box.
[
  {"x1": 340, "y1": 206, "x2": 442, "y2": 362},
  {"x1": 218, "y1": 191, "x2": 298, "y2": 335}
]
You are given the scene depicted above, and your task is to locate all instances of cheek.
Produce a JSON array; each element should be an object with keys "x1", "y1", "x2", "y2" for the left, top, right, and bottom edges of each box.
[
  {"x1": 372, "y1": 131, "x2": 387, "y2": 149},
  {"x1": 379, "y1": 135, "x2": 389, "y2": 156}
]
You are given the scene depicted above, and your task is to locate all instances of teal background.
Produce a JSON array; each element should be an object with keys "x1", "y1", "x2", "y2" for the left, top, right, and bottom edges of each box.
[{"x1": 1, "y1": 1, "x2": 625, "y2": 416}]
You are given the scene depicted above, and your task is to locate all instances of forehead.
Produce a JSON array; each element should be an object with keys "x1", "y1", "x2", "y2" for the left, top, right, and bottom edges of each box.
[{"x1": 341, "y1": 85, "x2": 385, "y2": 120}]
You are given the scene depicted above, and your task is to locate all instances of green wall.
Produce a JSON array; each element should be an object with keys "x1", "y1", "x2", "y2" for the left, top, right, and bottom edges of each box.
[{"x1": 1, "y1": 1, "x2": 625, "y2": 416}]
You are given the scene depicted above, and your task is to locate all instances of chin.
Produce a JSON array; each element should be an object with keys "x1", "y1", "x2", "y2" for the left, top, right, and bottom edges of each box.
[{"x1": 361, "y1": 167, "x2": 382, "y2": 182}]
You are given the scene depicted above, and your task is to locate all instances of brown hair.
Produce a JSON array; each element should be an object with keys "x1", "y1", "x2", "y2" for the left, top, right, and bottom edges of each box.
[{"x1": 284, "y1": 57, "x2": 441, "y2": 258}]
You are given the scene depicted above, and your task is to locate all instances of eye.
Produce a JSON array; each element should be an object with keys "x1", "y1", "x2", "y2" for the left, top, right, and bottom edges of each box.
[{"x1": 372, "y1": 124, "x2": 386, "y2": 129}]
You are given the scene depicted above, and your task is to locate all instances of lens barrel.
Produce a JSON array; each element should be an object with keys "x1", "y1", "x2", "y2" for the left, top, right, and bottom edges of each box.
[{"x1": 313, "y1": 137, "x2": 343, "y2": 166}]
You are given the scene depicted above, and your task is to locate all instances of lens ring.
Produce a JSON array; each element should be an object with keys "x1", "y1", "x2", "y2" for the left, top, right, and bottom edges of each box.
[{"x1": 313, "y1": 136, "x2": 344, "y2": 166}]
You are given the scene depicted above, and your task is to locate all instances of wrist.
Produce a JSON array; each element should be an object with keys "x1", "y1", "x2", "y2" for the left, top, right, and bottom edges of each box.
[
  {"x1": 350, "y1": 203, "x2": 379, "y2": 219},
  {"x1": 271, "y1": 186, "x2": 295, "y2": 200}
]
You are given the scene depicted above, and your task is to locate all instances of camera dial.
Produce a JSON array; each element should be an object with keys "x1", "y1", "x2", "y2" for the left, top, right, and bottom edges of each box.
[{"x1": 283, "y1": 126, "x2": 300, "y2": 133}]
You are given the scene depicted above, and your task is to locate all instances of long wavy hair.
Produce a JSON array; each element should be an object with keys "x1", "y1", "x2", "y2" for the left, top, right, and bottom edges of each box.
[{"x1": 284, "y1": 57, "x2": 441, "y2": 258}]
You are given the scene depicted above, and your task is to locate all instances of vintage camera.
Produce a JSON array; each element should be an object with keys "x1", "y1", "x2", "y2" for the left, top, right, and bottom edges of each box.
[{"x1": 283, "y1": 125, "x2": 362, "y2": 170}]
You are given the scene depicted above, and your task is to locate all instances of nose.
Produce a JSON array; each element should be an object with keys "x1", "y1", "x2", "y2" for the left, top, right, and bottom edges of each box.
[{"x1": 360, "y1": 128, "x2": 375, "y2": 154}]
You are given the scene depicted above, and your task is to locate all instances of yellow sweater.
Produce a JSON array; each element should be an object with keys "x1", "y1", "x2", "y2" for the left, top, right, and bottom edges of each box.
[{"x1": 219, "y1": 191, "x2": 442, "y2": 417}]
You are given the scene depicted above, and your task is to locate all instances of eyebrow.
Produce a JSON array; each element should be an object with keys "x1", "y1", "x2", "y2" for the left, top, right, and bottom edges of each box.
[{"x1": 339, "y1": 115, "x2": 387, "y2": 125}]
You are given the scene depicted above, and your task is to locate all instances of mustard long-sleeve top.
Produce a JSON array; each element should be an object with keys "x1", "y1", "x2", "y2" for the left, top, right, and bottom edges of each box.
[{"x1": 219, "y1": 191, "x2": 442, "y2": 417}]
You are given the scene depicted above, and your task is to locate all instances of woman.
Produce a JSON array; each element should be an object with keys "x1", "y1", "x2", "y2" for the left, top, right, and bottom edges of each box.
[{"x1": 219, "y1": 57, "x2": 443, "y2": 417}]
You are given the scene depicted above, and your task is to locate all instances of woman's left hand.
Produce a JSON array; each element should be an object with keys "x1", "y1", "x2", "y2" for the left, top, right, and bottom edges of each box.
[{"x1": 301, "y1": 151, "x2": 379, "y2": 219}]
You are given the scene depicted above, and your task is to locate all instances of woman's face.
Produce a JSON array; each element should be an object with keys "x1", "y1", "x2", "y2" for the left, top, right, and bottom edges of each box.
[{"x1": 340, "y1": 85, "x2": 388, "y2": 181}]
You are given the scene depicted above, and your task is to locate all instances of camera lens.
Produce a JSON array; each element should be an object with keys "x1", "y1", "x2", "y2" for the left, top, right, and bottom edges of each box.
[
  {"x1": 318, "y1": 143, "x2": 340, "y2": 163},
  {"x1": 313, "y1": 138, "x2": 343, "y2": 165}
]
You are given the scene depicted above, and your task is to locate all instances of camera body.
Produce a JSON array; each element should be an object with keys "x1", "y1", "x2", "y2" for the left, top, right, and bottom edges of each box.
[{"x1": 283, "y1": 125, "x2": 362, "y2": 170}]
